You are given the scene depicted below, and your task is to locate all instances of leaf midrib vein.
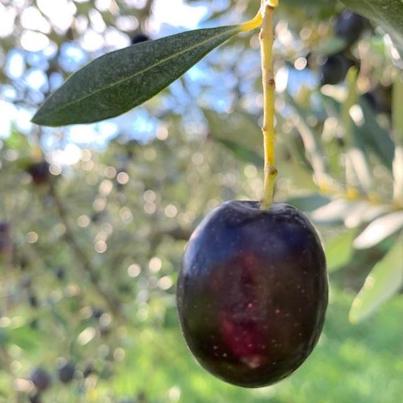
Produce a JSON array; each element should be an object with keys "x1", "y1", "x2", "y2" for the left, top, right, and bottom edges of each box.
[{"x1": 40, "y1": 26, "x2": 238, "y2": 119}]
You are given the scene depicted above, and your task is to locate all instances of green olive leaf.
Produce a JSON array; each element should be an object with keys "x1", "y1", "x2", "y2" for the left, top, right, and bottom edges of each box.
[
  {"x1": 341, "y1": 0, "x2": 403, "y2": 57},
  {"x1": 349, "y1": 237, "x2": 403, "y2": 323},
  {"x1": 203, "y1": 108, "x2": 263, "y2": 156},
  {"x1": 353, "y1": 211, "x2": 403, "y2": 249},
  {"x1": 202, "y1": 108, "x2": 264, "y2": 165},
  {"x1": 32, "y1": 26, "x2": 240, "y2": 127},
  {"x1": 325, "y1": 228, "x2": 356, "y2": 273},
  {"x1": 393, "y1": 77, "x2": 403, "y2": 142},
  {"x1": 357, "y1": 98, "x2": 395, "y2": 171}
]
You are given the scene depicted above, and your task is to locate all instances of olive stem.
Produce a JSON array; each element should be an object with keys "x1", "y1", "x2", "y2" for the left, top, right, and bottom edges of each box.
[
  {"x1": 260, "y1": 1, "x2": 278, "y2": 209},
  {"x1": 240, "y1": 10, "x2": 263, "y2": 32}
]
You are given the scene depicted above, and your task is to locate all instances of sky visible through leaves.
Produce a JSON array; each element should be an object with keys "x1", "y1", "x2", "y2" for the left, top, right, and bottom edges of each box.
[{"x1": 0, "y1": 0, "x2": 208, "y2": 154}]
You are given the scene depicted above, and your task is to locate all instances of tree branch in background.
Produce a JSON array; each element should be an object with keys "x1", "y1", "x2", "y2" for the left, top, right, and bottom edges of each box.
[{"x1": 48, "y1": 182, "x2": 122, "y2": 318}]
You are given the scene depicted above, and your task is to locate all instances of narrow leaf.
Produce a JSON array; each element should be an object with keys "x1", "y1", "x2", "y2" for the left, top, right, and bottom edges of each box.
[
  {"x1": 214, "y1": 138, "x2": 263, "y2": 165},
  {"x1": 357, "y1": 98, "x2": 395, "y2": 171},
  {"x1": 343, "y1": 201, "x2": 388, "y2": 229},
  {"x1": 203, "y1": 108, "x2": 262, "y2": 156},
  {"x1": 344, "y1": 69, "x2": 373, "y2": 192},
  {"x1": 326, "y1": 229, "x2": 356, "y2": 273},
  {"x1": 393, "y1": 77, "x2": 403, "y2": 202},
  {"x1": 353, "y1": 211, "x2": 403, "y2": 249},
  {"x1": 285, "y1": 93, "x2": 329, "y2": 183},
  {"x1": 32, "y1": 26, "x2": 240, "y2": 127},
  {"x1": 311, "y1": 199, "x2": 352, "y2": 225},
  {"x1": 393, "y1": 76, "x2": 403, "y2": 142},
  {"x1": 393, "y1": 146, "x2": 403, "y2": 202},
  {"x1": 349, "y1": 238, "x2": 403, "y2": 323}
]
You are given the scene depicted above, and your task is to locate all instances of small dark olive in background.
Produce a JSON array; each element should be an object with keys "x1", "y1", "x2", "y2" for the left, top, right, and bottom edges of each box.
[
  {"x1": 83, "y1": 363, "x2": 95, "y2": 378},
  {"x1": 29, "y1": 393, "x2": 42, "y2": 403},
  {"x1": 131, "y1": 33, "x2": 150, "y2": 45},
  {"x1": 320, "y1": 53, "x2": 356, "y2": 86},
  {"x1": 0, "y1": 222, "x2": 12, "y2": 257},
  {"x1": 30, "y1": 367, "x2": 52, "y2": 391},
  {"x1": 28, "y1": 293, "x2": 39, "y2": 308},
  {"x1": 55, "y1": 267, "x2": 66, "y2": 281},
  {"x1": 363, "y1": 84, "x2": 392, "y2": 115},
  {"x1": 58, "y1": 361, "x2": 76, "y2": 384},
  {"x1": 27, "y1": 161, "x2": 51, "y2": 186},
  {"x1": 335, "y1": 11, "x2": 368, "y2": 46}
]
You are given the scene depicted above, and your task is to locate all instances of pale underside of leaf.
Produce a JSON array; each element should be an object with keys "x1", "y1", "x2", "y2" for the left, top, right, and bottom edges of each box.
[
  {"x1": 311, "y1": 199, "x2": 352, "y2": 224},
  {"x1": 349, "y1": 238, "x2": 403, "y2": 323},
  {"x1": 32, "y1": 26, "x2": 240, "y2": 127},
  {"x1": 353, "y1": 211, "x2": 403, "y2": 249}
]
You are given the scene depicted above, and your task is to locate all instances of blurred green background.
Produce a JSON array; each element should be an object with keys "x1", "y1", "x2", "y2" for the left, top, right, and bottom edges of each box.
[{"x1": 0, "y1": 0, "x2": 402, "y2": 402}]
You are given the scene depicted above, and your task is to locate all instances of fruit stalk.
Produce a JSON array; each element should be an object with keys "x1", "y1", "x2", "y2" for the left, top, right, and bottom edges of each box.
[{"x1": 260, "y1": 1, "x2": 278, "y2": 209}]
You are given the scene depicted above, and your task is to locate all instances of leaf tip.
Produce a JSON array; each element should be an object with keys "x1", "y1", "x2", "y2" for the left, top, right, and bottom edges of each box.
[
  {"x1": 31, "y1": 108, "x2": 62, "y2": 127},
  {"x1": 31, "y1": 112, "x2": 42, "y2": 126},
  {"x1": 31, "y1": 105, "x2": 51, "y2": 126}
]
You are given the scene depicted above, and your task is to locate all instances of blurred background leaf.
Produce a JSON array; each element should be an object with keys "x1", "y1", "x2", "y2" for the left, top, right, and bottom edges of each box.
[
  {"x1": 349, "y1": 237, "x2": 403, "y2": 323},
  {"x1": 325, "y1": 228, "x2": 356, "y2": 273}
]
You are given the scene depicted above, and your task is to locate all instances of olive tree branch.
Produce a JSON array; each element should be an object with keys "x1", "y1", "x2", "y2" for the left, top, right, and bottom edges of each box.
[{"x1": 49, "y1": 182, "x2": 121, "y2": 317}]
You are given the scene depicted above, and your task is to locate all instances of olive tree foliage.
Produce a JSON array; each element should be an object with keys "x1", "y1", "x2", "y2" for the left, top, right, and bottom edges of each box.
[{"x1": 0, "y1": 0, "x2": 402, "y2": 401}]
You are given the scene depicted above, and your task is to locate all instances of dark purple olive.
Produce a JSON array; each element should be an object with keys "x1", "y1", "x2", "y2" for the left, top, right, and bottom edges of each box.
[
  {"x1": 30, "y1": 367, "x2": 51, "y2": 391},
  {"x1": 55, "y1": 267, "x2": 66, "y2": 281},
  {"x1": 28, "y1": 293, "x2": 39, "y2": 308},
  {"x1": 83, "y1": 363, "x2": 95, "y2": 378},
  {"x1": 30, "y1": 319, "x2": 39, "y2": 330},
  {"x1": 335, "y1": 11, "x2": 367, "y2": 46},
  {"x1": 27, "y1": 161, "x2": 50, "y2": 185},
  {"x1": 58, "y1": 361, "x2": 76, "y2": 383},
  {"x1": 0, "y1": 222, "x2": 10, "y2": 234},
  {"x1": 363, "y1": 84, "x2": 392, "y2": 115},
  {"x1": 320, "y1": 53, "x2": 356, "y2": 86},
  {"x1": 0, "y1": 222, "x2": 12, "y2": 256},
  {"x1": 131, "y1": 33, "x2": 150, "y2": 45},
  {"x1": 29, "y1": 393, "x2": 42, "y2": 403},
  {"x1": 92, "y1": 307, "x2": 104, "y2": 320},
  {"x1": 177, "y1": 201, "x2": 328, "y2": 388}
]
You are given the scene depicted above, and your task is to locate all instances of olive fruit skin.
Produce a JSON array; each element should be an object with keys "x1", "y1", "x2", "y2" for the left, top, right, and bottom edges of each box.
[
  {"x1": 30, "y1": 367, "x2": 52, "y2": 391},
  {"x1": 335, "y1": 11, "x2": 367, "y2": 46},
  {"x1": 363, "y1": 84, "x2": 392, "y2": 115},
  {"x1": 58, "y1": 361, "x2": 76, "y2": 383},
  {"x1": 0, "y1": 222, "x2": 12, "y2": 257},
  {"x1": 27, "y1": 161, "x2": 51, "y2": 185},
  {"x1": 177, "y1": 201, "x2": 328, "y2": 388},
  {"x1": 320, "y1": 53, "x2": 355, "y2": 86},
  {"x1": 29, "y1": 393, "x2": 42, "y2": 403}
]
